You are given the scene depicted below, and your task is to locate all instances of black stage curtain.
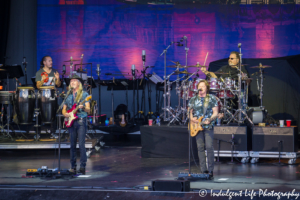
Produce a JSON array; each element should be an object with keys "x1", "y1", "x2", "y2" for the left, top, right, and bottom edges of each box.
[
  {"x1": 141, "y1": 125, "x2": 198, "y2": 158},
  {"x1": 209, "y1": 55, "x2": 300, "y2": 130},
  {"x1": 0, "y1": 1, "x2": 10, "y2": 64}
]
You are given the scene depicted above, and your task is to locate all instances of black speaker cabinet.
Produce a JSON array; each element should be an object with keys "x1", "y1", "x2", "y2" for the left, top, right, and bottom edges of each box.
[
  {"x1": 151, "y1": 180, "x2": 190, "y2": 192},
  {"x1": 252, "y1": 127, "x2": 298, "y2": 152},
  {"x1": 213, "y1": 126, "x2": 249, "y2": 151}
]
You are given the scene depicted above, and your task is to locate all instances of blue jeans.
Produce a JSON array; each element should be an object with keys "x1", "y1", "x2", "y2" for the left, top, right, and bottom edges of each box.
[
  {"x1": 195, "y1": 128, "x2": 214, "y2": 172},
  {"x1": 68, "y1": 119, "x2": 87, "y2": 168}
]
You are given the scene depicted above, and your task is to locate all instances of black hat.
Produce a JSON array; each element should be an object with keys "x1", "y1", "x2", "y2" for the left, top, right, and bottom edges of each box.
[{"x1": 69, "y1": 74, "x2": 84, "y2": 85}]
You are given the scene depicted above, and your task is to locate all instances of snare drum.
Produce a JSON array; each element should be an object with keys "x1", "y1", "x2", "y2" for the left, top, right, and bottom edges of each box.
[
  {"x1": 15, "y1": 87, "x2": 35, "y2": 124},
  {"x1": 38, "y1": 86, "x2": 57, "y2": 124},
  {"x1": 218, "y1": 90, "x2": 235, "y2": 99},
  {"x1": 208, "y1": 78, "x2": 220, "y2": 91}
]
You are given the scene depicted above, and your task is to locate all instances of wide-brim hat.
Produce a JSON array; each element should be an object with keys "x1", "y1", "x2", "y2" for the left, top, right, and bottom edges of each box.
[{"x1": 69, "y1": 74, "x2": 84, "y2": 85}]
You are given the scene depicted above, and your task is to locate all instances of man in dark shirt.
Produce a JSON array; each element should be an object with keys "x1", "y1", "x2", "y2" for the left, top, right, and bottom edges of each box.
[{"x1": 201, "y1": 51, "x2": 249, "y2": 80}]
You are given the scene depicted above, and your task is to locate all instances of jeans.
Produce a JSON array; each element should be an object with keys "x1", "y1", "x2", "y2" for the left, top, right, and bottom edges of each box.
[
  {"x1": 68, "y1": 119, "x2": 87, "y2": 168},
  {"x1": 195, "y1": 128, "x2": 214, "y2": 172}
]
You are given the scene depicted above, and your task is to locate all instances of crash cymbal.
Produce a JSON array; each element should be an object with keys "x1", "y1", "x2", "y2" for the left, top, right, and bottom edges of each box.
[
  {"x1": 167, "y1": 65, "x2": 185, "y2": 68},
  {"x1": 250, "y1": 63, "x2": 272, "y2": 68},
  {"x1": 215, "y1": 71, "x2": 229, "y2": 75},
  {"x1": 64, "y1": 59, "x2": 81, "y2": 62},
  {"x1": 173, "y1": 71, "x2": 192, "y2": 75}
]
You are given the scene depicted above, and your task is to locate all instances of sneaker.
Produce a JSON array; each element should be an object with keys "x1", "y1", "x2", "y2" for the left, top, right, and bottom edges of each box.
[
  {"x1": 69, "y1": 168, "x2": 77, "y2": 174},
  {"x1": 79, "y1": 167, "x2": 85, "y2": 175},
  {"x1": 208, "y1": 171, "x2": 214, "y2": 180}
]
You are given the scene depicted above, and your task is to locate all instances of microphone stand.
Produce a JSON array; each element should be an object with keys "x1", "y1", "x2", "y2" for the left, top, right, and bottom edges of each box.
[
  {"x1": 56, "y1": 88, "x2": 73, "y2": 174},
  {"x1": 160, "y1": 42, "x2": 174, "y2": 121},
  {"x1": 22, "y1": 57, "x2": 28, "y2": 86},
  {"x1": 97, "y1": 67, "x2": 101, "y2": 119}
]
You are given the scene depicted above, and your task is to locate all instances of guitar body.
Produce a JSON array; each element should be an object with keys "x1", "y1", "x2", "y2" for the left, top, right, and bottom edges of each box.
[
  {"x1": 189, "y1": 116, "x2": 204, "y2": 137},
  {"x1": 65, "y1": 104, "x2": 78, "y2": 128}
]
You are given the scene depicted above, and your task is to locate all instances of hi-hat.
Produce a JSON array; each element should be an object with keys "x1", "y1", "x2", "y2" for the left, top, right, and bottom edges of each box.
[
  {"x1": 250, "y1": 65, "x2": 272, "y2": 69},
  {"x1": 215, "y1": 71, "x2": 229, "y2": 75},
  {"x1": 173, "y1": 71, "x2": 192, "y2": 75}
]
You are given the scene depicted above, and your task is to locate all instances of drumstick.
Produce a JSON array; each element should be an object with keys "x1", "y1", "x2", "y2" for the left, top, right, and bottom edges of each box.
[{"x1": 203, "y1": 52, "x2": 209, "y2": 66}]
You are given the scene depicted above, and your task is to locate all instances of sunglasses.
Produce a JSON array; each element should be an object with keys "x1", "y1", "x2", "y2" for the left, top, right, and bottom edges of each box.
[{"x1": 228, "y1": 57, "x2": 237, "y2": 60}]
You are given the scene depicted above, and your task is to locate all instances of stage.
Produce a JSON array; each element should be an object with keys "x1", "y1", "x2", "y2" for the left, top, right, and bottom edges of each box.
[{"x1": 0, "y1": 146, "x2": 300, "y2": 199}]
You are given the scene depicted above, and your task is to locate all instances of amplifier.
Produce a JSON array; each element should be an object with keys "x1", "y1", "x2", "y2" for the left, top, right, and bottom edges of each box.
[
  {"x1": 213, "y1": 126, "x2": 250, "y2": 151},
  {"x1": 252, "y1": 127, "x2": 298, "y2": 152},
  {"x1": 152, "y1": 180, "x2": 190, "y2": 192}
]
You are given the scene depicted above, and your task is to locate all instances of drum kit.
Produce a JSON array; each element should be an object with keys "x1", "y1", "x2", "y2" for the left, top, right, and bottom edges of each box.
[{"x1": 160, "y1": 42, "x2": 271, "y2": 126}]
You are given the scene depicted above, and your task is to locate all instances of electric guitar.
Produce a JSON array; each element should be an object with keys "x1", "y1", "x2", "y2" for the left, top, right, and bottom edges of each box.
[
  {"x1": 189, "y1": 115, "x2": 218, "y2": 137},
  {"x1": 65, "y1": 95, "x2": 92, "y2": 128}
]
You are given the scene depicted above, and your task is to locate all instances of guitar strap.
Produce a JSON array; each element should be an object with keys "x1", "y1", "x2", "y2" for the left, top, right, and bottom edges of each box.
[{"x1": 202, "y1": 94, "x2": 210, "y2": 118}]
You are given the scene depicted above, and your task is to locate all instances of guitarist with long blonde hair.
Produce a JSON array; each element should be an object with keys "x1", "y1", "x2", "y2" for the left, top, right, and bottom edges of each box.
[
  {"x1": 188, "y1": 79, "x2": 219, "y2": 179},
  {"x1": 62, "y1": 75, "x2": 90, "y2": 175}
]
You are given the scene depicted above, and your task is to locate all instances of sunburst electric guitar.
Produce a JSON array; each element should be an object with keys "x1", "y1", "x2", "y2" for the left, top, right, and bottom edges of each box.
[
  {"x1": 65, "y1": 95, "x2": 92, "y2": 128},
  {"x1": 189, "y1": 116, "x2": 218, "y2": 137}
]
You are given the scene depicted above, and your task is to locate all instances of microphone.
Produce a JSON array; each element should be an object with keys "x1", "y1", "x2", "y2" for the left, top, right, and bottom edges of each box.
[
  {"x1": 238, "y1": 43, "x2": 241, "y2": 48},
  {"x1": 97, "y1": 64, "x2": 101, "y2": 77},
  {"x1": 62, "y1": 64, "x2": 66, "y2": 75},
  {"x1": 66, "y1": 87, "x2": 73, "y2": 96},
  {"x1": 142, "y1": 50, "x2": 146, "y2": 62},
  {"x1": 22, "y1": 57, "x2": 26, "y2": 64},
  {"x1": 197, "y1": 88, "x2": 202, "y2": 92},
  {"x1": 131, "y1": 65, "x2": 136, "y2": 80},
  {"x1": 183, "y1": 36, "x2": 187, "y2": 40}
]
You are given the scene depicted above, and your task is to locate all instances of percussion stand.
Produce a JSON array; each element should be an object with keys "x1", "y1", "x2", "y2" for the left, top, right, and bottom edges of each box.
[{"x1": 34, "y1": 93, "x2": 40, "y2": 141}]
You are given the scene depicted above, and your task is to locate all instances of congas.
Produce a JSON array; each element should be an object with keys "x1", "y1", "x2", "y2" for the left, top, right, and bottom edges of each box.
[
  {"x1": 38, "y1": 86, "x2": 57, "y2": 124},
  {"x1": 208, "y1": 78, "x2": 220, "y2": 91},
  {"x1": 15, "y1": 87, "x2": 35, "y2": 124}
]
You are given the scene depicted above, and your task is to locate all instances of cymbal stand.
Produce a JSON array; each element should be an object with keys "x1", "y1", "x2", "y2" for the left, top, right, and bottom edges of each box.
[
  {"x1": 181, "y1": 69, "x2": 199, "y2": 125},
  {"x1": 227, "y1": 44, "x2": 253, "y2": 126},
  {"x1": 160, "y1": 42, "x2": 174, "y2": 121},
  {"x1": 96, "y1": 65, "x2": 101, "y2": 117},
  {"x1": 258, "y1": 67, "x2": 265, "y2": 110}
]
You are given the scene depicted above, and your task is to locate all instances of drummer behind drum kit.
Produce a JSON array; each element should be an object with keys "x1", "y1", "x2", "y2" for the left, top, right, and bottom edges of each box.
[{"x1": 159, "y1": 41, "x2": 271, "y2": 126}]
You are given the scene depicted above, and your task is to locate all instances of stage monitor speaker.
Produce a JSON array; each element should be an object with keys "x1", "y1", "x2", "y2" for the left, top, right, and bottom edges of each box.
[
  {"x1": 252, "y1": 127, "x2": 298, "y2": 152},
  {"x1": 151, "y1": 180, "x2": 190, "y2": 192},
  {"x1": 213, "y1": 126, "x2": 250, "y2": 151}
]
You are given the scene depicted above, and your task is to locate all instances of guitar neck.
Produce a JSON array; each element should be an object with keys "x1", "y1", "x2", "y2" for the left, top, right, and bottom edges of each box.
[
  {"x1": 201, "y1": 116, "x2": 218, "y2": 125},
  {"x1": 73, "y1": 100, "x2": 86, "y2": 113}
]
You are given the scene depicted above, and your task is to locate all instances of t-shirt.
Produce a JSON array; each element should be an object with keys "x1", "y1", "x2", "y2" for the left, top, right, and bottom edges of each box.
[
  {"x1": 35, "y1": 67, "x2": 58, "y2": 86},
  {"x1": 64, "y1": 91, "x2": 90, "y2": 118},
  {"x1": 188, "y1": 94, "x2": 218, "y2": 129},
  {"x1": 215, "y1": 65, "x2": 249, "y2": 80}
]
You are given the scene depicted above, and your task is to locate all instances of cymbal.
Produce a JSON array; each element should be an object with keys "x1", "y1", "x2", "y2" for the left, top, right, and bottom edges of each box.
[
  {"x1": 187, "y1": 64, "x2": 206, "y2": 68},
  {"x1": 64, "y1": 59, "x2": 81, "y2": 62},
  {"x1": 173, "y1": 71, "x2": 192, "y2": 75},
  {"x1": 167, "y1": 65, "x2": 185, "y2": 68},
  {"x1": 250, "y1": 65, "x2": 272, "y2": 69},
  {"x1": 215, "y1": 71, "x2": 229, "y2": 75}
]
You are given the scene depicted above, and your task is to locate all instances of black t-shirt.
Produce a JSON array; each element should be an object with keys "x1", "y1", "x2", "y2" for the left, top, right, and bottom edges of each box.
[
  {"x1": 35, "y1": 67, "x2": 58, "y2": 86},
  {"x1": 215, "y1": 65, "x2": 249, "y2": 80}
]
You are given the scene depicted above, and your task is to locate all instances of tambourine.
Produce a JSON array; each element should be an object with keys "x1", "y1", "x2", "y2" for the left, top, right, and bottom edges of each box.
[{"x1": 41, "y1": 72, "x2": 49, "y2": 83}]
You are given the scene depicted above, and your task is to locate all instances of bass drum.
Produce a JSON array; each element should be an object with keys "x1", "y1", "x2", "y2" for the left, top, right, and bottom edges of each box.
[
  {"x1": 38, "y1": 86, "x2": 57, "y2": 124},
  {"x1": 15, "y1": 87, "x2": 35, "y2": 124}
]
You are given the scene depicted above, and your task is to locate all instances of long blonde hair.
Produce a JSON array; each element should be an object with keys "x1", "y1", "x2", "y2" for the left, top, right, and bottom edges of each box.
[{"x1": 75, "y1": 82, "x2": 83, "y2": 103}]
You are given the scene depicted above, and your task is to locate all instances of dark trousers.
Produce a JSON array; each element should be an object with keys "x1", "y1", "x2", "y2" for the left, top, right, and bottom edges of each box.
[
  {"x1": 68, "y1": 119, "x2": 87, "y2": 168},
  {"x1": 195, "y1": 128, "x2": 214, "y2": 172}
]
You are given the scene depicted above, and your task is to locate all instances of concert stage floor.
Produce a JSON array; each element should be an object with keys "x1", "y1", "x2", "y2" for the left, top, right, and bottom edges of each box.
[{"x1": 0, "y1": 147, "x2": 300, "y2": 199}]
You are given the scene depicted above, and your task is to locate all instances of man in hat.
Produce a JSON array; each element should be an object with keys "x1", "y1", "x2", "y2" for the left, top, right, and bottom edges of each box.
[{"x1": 62, "y1": 75, "x2": 90, "y2": 175}]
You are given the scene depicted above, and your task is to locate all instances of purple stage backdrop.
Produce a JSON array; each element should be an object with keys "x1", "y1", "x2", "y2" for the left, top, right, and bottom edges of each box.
[{"x1": 37, "y1": 1, "x2": 300, "y2": 80}]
